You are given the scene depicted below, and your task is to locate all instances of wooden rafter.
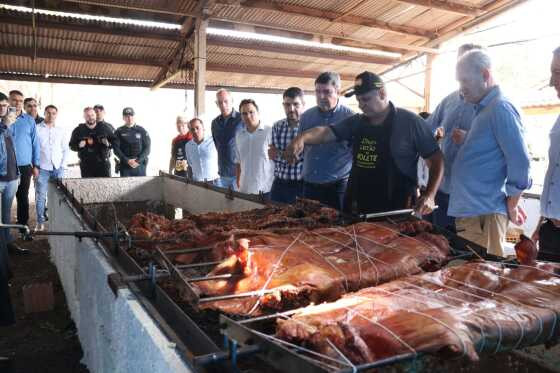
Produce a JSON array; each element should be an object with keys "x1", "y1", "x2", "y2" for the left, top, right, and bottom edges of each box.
[
  {"x1": 216, "y1": 0, "x2": 436, "y2": 39},
  {"x1": 36, "y1": 0, "x2": 438, "y2": 53},
  {"x1": 207, "y1": 35, "x2": 400, "y2": 65},
  {"x1": 2, "y1": 48, "x2": 167, "y2": 67},
  {"x1": 1, "y1": 47, "x2": 357, "y2": 85},
  {"x1": 0, "y1": 13, "x2": 181, "y2": 42},
  {"x1": 206, "y1": 63, "x2": 355, "y2": 81},
  {"x1": 395, "y1": 0, "x2": 483, "y2": 16},
  {"x1": 384, "y1": 0, "x2": 527, "y2": 73}
]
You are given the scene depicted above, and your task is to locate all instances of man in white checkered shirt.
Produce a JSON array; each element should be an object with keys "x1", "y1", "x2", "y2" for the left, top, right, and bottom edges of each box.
[{"x1": 268, "y1": 87, "x2": 306, "y2": 203}]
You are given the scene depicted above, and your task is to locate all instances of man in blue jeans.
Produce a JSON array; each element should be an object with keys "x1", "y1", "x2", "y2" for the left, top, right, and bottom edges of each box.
[
  {"x1": 0, "y1": 91, "x2": 23, "y2": 268},
  {"x1": 35, "y1": 105, "x2": 69, "y2": 232},
  {"x1": 211, "y1": 89, "x2": 242, "y2": 190}
]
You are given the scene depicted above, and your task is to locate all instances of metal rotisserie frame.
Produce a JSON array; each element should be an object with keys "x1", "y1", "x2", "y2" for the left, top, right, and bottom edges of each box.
[{"x1": 51, "y1": 173, "x2": 531, "y2": 373}]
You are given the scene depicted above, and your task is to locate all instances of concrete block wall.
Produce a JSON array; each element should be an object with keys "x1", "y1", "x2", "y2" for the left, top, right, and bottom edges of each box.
[{"x1": 48, "y1": 183, "x2": 192, "y2": 373}]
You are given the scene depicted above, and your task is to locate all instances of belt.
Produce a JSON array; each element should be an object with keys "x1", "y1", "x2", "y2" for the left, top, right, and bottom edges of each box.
[
  {"x1": 304, "y1": 178, "x2": 347, "y2": 188},
  {"x1": 274, "y1": 178, "x2": 302, "y2": 186}
]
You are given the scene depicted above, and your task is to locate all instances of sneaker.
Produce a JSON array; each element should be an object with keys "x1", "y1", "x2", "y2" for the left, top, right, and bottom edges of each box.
[{"x1": 34, "y1": 223, "x2": 45, "y2": 233}]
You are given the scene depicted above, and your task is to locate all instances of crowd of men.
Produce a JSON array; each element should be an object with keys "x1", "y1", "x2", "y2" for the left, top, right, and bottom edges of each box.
[
  {"x1": 1, "y1": 45, "x2": 559, "y2": 296},
  {"x1": 176, "y1": 44, "x2": 557, "y2": 262}
]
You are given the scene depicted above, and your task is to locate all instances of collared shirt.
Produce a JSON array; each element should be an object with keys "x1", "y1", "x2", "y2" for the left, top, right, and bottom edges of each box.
[
  {"x1": 211, "y1": 110, "x2": 242, "y2": 178},
  {"x1": 299, "y1": 103, "x2": 354, "y2": 183},
  {"x1": 427, "y1": 91, "x2": 475, "y2": 194},
  {"x1": 540, "y1": 116, "x2": 560, "y2": 220},
  {"x1": 448, "y1": 86, "x2": 531, "y2": 218},
  {"x1": 234, "y1": 124, "x2": 275, "y2": 194},
  {"x1": 185, "y1": 136, "x2": 219, "y2": 182},
  {"x1": 9, "y1": 112, "x2": 40, "y2": 166},
  {"x1": 271, "y1": 118, "x2": 302, "y2": 181},
  {"x1": 37, "y1": 122, "x2": 70, "y2": 171}
]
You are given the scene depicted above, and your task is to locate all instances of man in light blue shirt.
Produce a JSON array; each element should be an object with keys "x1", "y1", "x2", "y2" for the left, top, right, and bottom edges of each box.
[
  {"x1": 9, "y1": 90, "x2": 39, "y2": 236},
  {"x1": 299, "y1": 72, "x2": 354, "y2": 210},
  {"x1": 427, "y1": 44, "x2": 481, "y2": 231},
  {"x1": 531, "y1": 47, "x2": 560, "y2": 261},
  {"x1": 185, "y1": 118, "x2": 219, "y2": 183},
  {"x1": 449, "y1": 50, "x2": 531, "y2": 257}
]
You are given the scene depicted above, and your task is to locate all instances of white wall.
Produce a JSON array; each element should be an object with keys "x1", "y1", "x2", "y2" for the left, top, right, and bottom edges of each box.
[{"x1": 0, "y1": 81, "x2": 326, "y2": 176}]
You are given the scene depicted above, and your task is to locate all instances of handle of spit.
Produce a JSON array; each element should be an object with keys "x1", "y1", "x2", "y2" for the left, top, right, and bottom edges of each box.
[
  {"x1": 360, "y1": 205, "x2": 439, "y2": 219},
  {"x1": 0, "y1": 223, "x2": 130, "y2": 244},
  {"x1": 0, "y1": 223, "x2": 31, "y2": 237}
]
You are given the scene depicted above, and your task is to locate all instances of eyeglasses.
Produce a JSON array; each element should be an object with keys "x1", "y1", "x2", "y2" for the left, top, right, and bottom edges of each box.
[{"x1": 26, "y1": 104, "x2": 37, "y2": 108}]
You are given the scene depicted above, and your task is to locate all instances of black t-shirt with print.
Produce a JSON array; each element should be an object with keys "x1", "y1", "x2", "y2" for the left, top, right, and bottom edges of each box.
[{"x1": 331, "y1": 108, "x2": 416, "y2": 214}]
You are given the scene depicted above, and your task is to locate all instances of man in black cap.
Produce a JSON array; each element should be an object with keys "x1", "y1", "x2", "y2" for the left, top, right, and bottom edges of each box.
[
  {"x1": 285, "y1": 71, "x2": 443, "y2": 215},
  {"x1": 69, "y1": 107, "x2": 115, "y2": 177},
  {"x1": 113, "y1": 107, "x2": 150, "y2": 177},
  {"x1": 93, "y1": 104, "x2": 115, "y2": 132}
]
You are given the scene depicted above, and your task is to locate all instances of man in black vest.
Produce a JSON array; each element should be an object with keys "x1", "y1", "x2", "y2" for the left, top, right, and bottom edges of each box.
[{"x1": 286, "y1": 71, "x2": 443, "y2": 215}]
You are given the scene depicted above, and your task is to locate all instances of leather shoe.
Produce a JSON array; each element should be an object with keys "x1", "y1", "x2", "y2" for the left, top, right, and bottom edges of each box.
[{"x1": 7, "y1": 242, "x2": 30, "y2": 255}]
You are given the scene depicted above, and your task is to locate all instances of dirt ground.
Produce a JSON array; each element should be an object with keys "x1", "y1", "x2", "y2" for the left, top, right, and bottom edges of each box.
[{"x1": 0, "y1": 200, "x2": 89, "y2": 373}]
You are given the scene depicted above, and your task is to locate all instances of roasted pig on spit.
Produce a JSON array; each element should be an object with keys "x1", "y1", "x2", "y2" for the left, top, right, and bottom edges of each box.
[
  {"x1": 276, "y1": 261, "x2": 560, "y2": 365},
  {"x1": 193, "y1": 222, "x2": 450, "y2": 315},
  {"x1": 127, "y1": 199, "x2": 340, "y2": 263}
]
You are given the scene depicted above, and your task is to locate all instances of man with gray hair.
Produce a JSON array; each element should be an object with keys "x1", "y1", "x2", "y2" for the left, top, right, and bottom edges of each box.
[
  {"x1": 427, "y1": 43, "x2": 482, "y2": 232},
  {"x1": 298, "y1": 71, "x2": 354, "y2": 210},
  {"x1": 531, "y1": 46, "x2": 560, "y2": 261},
  {"x1": 449, "y1": 49, "x2": 531, "y2": 257}
]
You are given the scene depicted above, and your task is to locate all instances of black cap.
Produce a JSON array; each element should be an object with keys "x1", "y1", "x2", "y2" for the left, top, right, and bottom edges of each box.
[
  {"x1": 122, "y1": 107, "x2": 135, "y2": 116},
  {"x1": 344, "y1": 71, "x2": 384, "y2": 97},
  {"x1": 93, "y1": 104, "x2": 104, "y2": 111}
]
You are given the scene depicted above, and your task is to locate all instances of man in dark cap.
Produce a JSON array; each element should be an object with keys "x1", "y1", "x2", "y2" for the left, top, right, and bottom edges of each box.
[
  {"x1": 93, "y1": 104, "x2": 115, "y2": 132},
  {"x1": 285, "y1": 71, "x2": 443, "y2": 215},
  {"x1": 113, "y1": 107, "x2": 150, "y2": 177}
]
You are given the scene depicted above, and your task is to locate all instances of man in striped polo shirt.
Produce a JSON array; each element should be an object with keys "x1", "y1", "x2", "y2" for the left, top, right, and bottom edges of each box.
[{"x1": 268, "y1": 87, "x2": 306, "y2": 204}]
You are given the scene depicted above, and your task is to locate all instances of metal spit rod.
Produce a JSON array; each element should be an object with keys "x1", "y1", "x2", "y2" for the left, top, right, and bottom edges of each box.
[
  {"x1": 198, "y1": 288, "x2": 278, "y2": 304},
  {"x1": 361, "y1": 205, "x2": 438, "y2": 219},
  {"x1": 175, "y1": 261, "x2": 222, "y2": 269},
  {"x1": 121, "y1": 272, "x2": 236, "y2": 283},
  {"x1": 163, "y1": 246, "x2": 214, "y2": 255}
]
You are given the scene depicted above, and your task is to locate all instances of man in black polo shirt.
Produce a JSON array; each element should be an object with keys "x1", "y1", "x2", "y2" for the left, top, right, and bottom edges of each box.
[{"x1": 286, "y1": 71, "x2": 443, "y2": 215}]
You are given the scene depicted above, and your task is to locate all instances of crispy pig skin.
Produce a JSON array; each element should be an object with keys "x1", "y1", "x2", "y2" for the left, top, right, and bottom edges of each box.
[
  {"x1": 127, "y1": 199, "x2": 340, "y2": 264},
  {"x1": 194, "y1": 222, "x2": 450, "y2": 315},
  {"x1": 277, "y1": 261, "x2": 560, "y2": 364}
]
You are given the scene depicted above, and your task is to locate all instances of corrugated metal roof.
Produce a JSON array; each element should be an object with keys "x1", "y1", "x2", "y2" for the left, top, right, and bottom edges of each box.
[{"x1": 0, "y1": 0, "x2": 523, "y2": 90}]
